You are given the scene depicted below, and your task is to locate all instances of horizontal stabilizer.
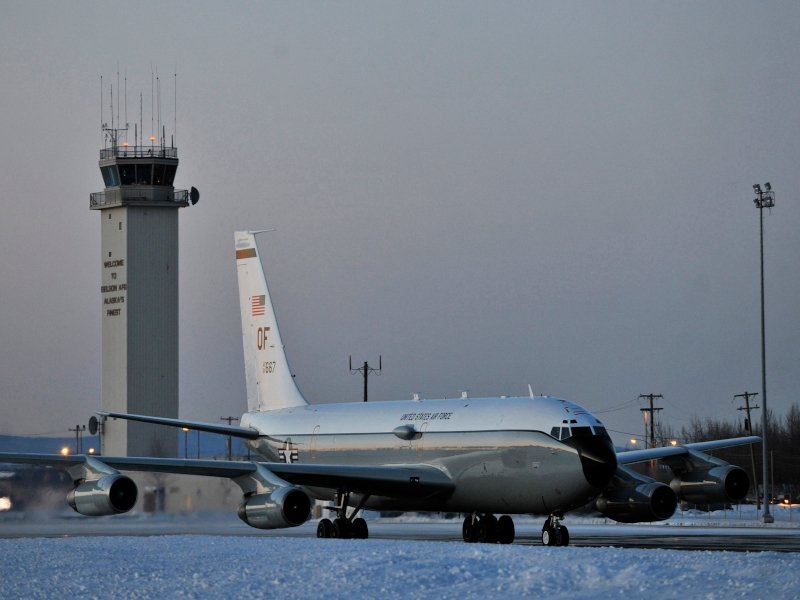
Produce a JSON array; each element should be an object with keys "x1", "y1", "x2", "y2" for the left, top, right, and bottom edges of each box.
[{"x1": 97, "y1": 411, "x2": 260, "y2": 439}]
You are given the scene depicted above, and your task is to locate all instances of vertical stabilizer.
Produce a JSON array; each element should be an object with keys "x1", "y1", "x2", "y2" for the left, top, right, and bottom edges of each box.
[{"x1": 235, "y1": 231, "x2": 308, "y2": 412}]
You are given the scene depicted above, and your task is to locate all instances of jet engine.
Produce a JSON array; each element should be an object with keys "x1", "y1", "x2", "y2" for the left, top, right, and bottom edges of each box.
[
  {"x1": 237, "y1": 486, "x2": 311, "y2": 529},
  {"x1": 66, "y1": 474, "x2": 138, "y2": 516},
  {"x1": 669, "y1": 465, "x2": 749, "y2": 504},
  {"x1": 595, "y1": 481, "x2": 677, "y2": 523}
]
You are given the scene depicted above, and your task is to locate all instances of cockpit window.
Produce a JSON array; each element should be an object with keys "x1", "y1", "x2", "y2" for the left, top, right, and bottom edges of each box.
[
  {"x1": 550, "y1": 427, "x2": 560, "y2": 439},
  {"x1": 571, "y1": 426, "x2": 593, "y2": 438},
  {"x1": 593, "y1": 426, "x2": 612, "y2": 440},
  {"x1": 560, "y1": 427, "x2": 571, "y2": 440}
]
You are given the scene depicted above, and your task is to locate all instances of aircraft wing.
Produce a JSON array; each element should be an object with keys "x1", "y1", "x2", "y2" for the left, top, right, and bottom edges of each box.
[
  {"x1": 97, "y1": 411, "x2": 260, "y2": 439},
  {"x1": 615, "y1": 436, "x2": 761, "y2": 465},
  {"x1": 0, "y1": 453, "x2": 454, "y2": 499}
]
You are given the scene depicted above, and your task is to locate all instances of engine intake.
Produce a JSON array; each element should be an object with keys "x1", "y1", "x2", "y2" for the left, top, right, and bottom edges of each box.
[
  {"x1": 237, "y1": 486, "x2": 311, "y2": 529},
  {"x1": 596, "y1": 481, "x2": 677, "y2": 523},
  {"x1": 670, "y1": 465, "x2": 749, "y2": 504},
  {"x1": 66, "y1": 474, "x2": 138, "y2": 516}
]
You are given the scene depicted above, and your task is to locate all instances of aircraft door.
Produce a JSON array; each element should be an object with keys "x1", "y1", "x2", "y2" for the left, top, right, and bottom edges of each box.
[
  {"x1": 311, "y1": 425, "x2": 320, "y2": 460},
  {"x1": 416, "y1": 422, "x2": 429, "y2": 458}
]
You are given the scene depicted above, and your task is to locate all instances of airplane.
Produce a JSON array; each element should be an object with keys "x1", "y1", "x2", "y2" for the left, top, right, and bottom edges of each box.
[{"x1": 0, "y1": 230, "x2": 760, "y2": 546}]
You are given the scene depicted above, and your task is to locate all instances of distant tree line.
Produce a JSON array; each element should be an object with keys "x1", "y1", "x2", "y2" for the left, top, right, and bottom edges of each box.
[{"x1": 656, "y1": 404, "x2": 800, "y2": 495}]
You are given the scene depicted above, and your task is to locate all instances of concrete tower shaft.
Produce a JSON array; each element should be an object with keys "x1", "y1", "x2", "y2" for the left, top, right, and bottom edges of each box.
[{"x1": 91, "y1": 141, "x2": 189, "y2": 458}]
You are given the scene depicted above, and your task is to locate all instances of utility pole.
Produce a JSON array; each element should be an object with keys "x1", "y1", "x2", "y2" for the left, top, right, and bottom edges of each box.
[
  {"x1": 350, "y1": 356, "x2": 382, "y2": 402},
  {"x1": 735, "y1": 391, "x2": 761, "y2": 510},
  {"x1": 68, "y1": 425, "x2": 86, "y2": 454},
  {"x1": 639, "y1": 394, "x2": 664, "y2": 449},
  {"x1": 753, "y1": 182, "x2": 775, "y2": 523},
  {"x1": 640, "y1": 394, "x2": 663, "y2": 476},
  {"x1": 221, "y1": 416, "x2": 239, "y2": 461}
]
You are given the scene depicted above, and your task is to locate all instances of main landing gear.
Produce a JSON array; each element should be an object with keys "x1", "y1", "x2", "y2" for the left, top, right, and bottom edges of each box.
[
  {"x1": 541, "y1": 514, "x2": 569, "y2": 547},
  {"x1": 316, "y1": 490, "x2": 370, "y2": 540},
  {"x1": 462, "y1": 513, "x2": 515, "y2": 544}
]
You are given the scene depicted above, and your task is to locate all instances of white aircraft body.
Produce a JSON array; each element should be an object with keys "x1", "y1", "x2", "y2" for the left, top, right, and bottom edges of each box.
[{"x1": 0, "y1": 231, "x2": 760, "y2": 545}]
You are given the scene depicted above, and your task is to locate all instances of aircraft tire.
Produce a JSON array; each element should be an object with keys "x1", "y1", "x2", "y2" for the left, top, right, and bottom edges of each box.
[
  {"x1": 317, "y1": 518, "x2": 332, "y2": 538},
  {"x1": 462, "y1": 516, "x2": 478, "y2": 543},
  {"x1": 477, "y1": 514, "x2": 497, "y2": 543},
  {"x1": 331, "y1": 518, "x2": 350, "y2": 539},
  {"x1": 541, "y1": 525, "x2": 556, "y2": 546},
  {"x1": 352, "y1": 517, "x2": 369, "y2": 539},
  {"x1": 497, "y1": 515, "x2": 515, "y2": 545},
  {"x1": 558, "y1": 526, "x2": 569, "y2": 546}
]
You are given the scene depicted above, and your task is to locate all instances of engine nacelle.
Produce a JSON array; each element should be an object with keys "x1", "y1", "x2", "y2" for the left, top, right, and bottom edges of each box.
[
  {"x1": 670, "y1": 465, "x2": 749, "y2": 504},
  {"x1": 237, "y1": 486, "x2": 311, "y2": 530},
  {"x1": 66, "y1": 474, "x2": 138, "y2": 516},
  {"x1": 596, "y1": 481, "x2": 677, "y2": 523}
]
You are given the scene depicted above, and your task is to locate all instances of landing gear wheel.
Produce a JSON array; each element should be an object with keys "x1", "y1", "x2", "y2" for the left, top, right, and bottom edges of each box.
[
  {"x1": 558, "y1": 525, "x2": 569, "y2": 546},
  {"x1": 542, "y1": 525, "x2": 556, "y2": 546},
  {"x1": 497, "y1": 515, "x2": 515, "y2": 545},
  {"x1": 352, "y1": 517, "x2": 369, "y2": 539},
  {"x1": 331, "y1": 517, "x2": 350, "y2": 539},
  {"x1": 477, "y1": 514, "x2": 498, "y2": 543},
  {"x1": 317, "y1": 518, "x2": 332, "y2": 539},
  {"x1": 462, "y1": 516, "x2": 478, "y2": 543}
]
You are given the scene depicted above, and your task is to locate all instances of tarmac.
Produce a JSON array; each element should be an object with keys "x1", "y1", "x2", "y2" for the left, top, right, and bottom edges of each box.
[{"x1": 2, "y1": 512, "x2": 799, "y2": 552}]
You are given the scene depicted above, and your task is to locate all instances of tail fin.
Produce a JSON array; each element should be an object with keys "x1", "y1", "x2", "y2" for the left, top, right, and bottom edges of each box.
[{"x1": 235, "y1": 231, "x2": 308, "y2": 412}]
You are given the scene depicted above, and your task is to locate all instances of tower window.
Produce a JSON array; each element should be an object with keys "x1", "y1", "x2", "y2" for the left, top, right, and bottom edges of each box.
[
  {"x1": 153, "y1": 163, "x2": 166, "y2": 185},
  {"x1": 108, "y1": 252, "x2": 112, "y2": 257},
  {"x1": 118, "y1": 164, "x2": 135, "y2": 185},
  {"x1": 119, "y1": 222, "x2": 122, "y2": 230},
  {"x1": 135, "y1": 164, "x2": 152, "y2": 185},
  {"x1": 163, "y1": 164, "x2": 177, "y2": 186}
]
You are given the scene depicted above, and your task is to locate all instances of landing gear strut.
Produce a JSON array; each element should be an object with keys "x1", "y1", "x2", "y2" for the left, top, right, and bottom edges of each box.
[
  {"x1": 462, "y1": 513, "x2": 515, "y2": 544},
  {"x1": 541, "y1": 514, "x2": 569, "y2": 547},
  {"x1": 317, "y1": 490, "x2": 370, "y2": 540}
]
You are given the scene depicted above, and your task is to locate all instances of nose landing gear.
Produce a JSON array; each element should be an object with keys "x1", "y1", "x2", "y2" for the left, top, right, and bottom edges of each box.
[
  {"x1": 462, "y1": 513, "x2": 515, "y2": 544},
  {"x1": 541, "y1": 514, "x2": 569, "y2": 546}
]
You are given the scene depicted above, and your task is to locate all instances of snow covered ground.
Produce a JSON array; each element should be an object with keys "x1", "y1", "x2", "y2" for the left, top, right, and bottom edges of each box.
[{"x1": 1, "y1": 535, "x2": 799, "y2": 599}]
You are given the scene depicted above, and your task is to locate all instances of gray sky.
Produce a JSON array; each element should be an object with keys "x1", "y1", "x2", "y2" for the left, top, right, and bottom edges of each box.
[{"x1": 1, "y1": 1, "x2": 798, "y2": 446}]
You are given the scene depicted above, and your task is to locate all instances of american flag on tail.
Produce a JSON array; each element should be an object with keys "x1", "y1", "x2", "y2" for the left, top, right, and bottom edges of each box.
[{"x1": 251, "y1": 295, "x2": 266, "y2": 316}]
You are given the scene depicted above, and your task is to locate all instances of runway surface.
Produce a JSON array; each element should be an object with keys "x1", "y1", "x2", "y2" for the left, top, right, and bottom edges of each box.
[{"x1": 2, "y1": 514, "x2": 799, "y2": 552}]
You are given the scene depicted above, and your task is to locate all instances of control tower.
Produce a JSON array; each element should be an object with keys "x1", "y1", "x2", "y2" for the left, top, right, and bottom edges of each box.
[{"x1": 90, "y1": 128, "x2": 196, "y2": 457}]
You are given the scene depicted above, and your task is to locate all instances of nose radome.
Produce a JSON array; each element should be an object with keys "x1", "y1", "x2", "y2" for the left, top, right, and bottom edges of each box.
[{"x1": 563, "y1": 435, "x2": 618, "y2": 488}]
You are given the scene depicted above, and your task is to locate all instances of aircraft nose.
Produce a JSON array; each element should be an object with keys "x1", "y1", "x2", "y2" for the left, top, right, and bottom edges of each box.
[{"x1": 563, "y1": 435, "x2": 618, "y2": 488}]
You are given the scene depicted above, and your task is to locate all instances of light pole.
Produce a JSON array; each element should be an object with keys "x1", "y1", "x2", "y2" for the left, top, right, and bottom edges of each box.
[
  {"x1": 182, "y1": 428, "x2": 189, "y2": 459},
  {"x1": 753, "y1": 182, "x2": 775, "y2": 523}
]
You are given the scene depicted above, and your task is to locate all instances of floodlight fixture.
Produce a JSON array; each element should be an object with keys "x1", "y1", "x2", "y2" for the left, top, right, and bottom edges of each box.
[
  {"x1": 753, "y1": 184, "x2": 761, "y2": 193},
  {"x1": 765, "y1": 182, "x2": 771, "y2": 191}
]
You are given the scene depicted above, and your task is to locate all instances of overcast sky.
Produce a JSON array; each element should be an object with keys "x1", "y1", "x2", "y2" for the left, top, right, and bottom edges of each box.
[{"x1": 1, "y1": 2, "x2": 798, "y2": 446}]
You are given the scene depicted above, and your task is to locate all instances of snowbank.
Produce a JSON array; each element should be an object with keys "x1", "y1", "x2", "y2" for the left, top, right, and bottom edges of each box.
[{"x1": 0, "y1": 535, "x2": 798, "y2": 599}]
